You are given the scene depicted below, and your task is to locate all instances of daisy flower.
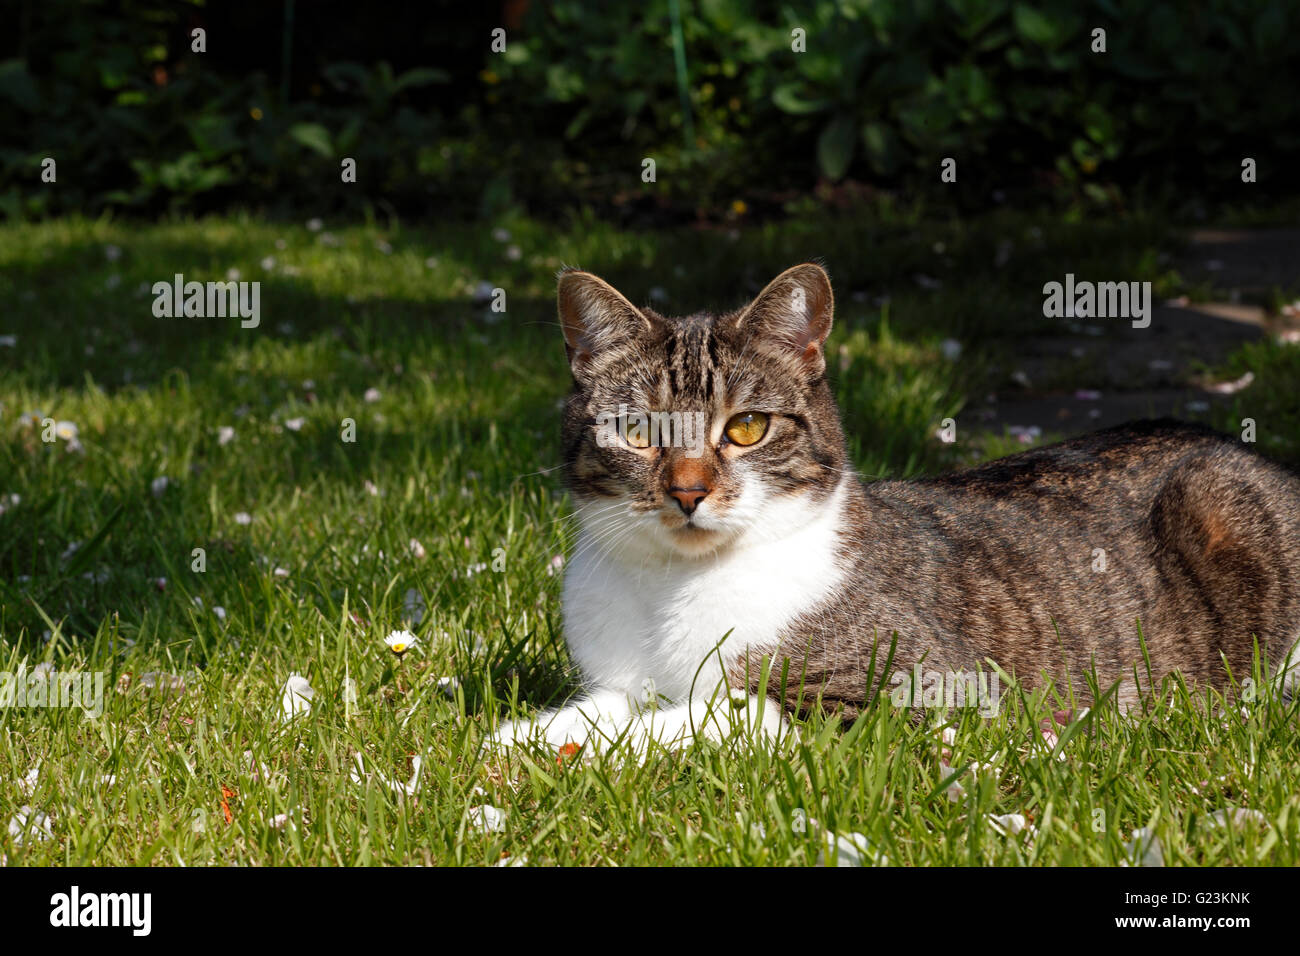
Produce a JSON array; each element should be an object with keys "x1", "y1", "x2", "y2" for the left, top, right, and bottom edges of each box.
[{"x1": 385, "y1": 629, "x2": 417, "y2": 656}]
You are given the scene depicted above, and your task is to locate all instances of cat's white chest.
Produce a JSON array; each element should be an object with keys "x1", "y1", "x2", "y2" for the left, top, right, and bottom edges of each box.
[{"x1": 561, "y1": 486, "x2": 847, "y2": 702}]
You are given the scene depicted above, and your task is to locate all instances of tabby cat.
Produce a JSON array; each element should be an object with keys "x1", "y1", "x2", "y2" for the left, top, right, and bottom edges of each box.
[{"x1": 493, "y1": 264, "x2": 1300, "y2": 752}]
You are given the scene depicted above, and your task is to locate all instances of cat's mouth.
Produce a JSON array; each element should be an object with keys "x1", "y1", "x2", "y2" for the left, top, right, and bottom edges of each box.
[{"x1": 661, "y1": 514, "x2": 731, "y2": 555}]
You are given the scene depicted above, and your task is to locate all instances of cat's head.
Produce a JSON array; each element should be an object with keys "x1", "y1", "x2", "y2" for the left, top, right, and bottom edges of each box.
[{"x1": 557, "y1": 263, "x2": 848, "y2": 560}]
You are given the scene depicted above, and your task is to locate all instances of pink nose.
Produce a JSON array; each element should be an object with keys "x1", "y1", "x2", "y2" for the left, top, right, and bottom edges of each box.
[{"x1": 668, "y1": 485, "x2": 709, "y2": 516}]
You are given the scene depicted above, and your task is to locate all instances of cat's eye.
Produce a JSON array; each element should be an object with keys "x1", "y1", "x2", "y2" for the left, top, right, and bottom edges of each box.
[
  {"x1": 723, "y1": 411, "x2": 769, "y2": 446},
  {"x1": 621, "y1": 416, "x2": 652, "y2": 448}
]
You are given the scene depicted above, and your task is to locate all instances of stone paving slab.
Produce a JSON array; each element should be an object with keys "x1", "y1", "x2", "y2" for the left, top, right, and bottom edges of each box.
[{"x1": 973, "y1": 227, "x2": 1297, "y2": 442}]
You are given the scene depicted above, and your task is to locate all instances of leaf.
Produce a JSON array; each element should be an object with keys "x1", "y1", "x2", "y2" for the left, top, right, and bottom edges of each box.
[
  {"x1": 0, "y1": 59, "x2": 38, "y2": 111},
  {"x1": 63, "y1": 505, "x2": 125, "y2": 578},
  {"x1": 861, "y1": 121, "x2": 903, "y2": 176},
  {"x1": 393, "y1": 67, "x2": 450, "y2": 93},
  {"x1": 1252, "y1": 1, "x2": 1288, "y2": 52},
  {"x1": 817, "y1": 113, "x2": 857, "y2": 180},
  {"x1": 947, "y1": 0, "x2": 1010, "y2": 39},
  {"x1": 1012, "y1": 4, "x2": 1064, "y2": 48},
  {"x1": 772, "y1": 83, "x2": 831, "y2": 115},
  {"x1": 322, "y1": 61, "x2": 371, "y2": 93},
  {"x1": 289, "y1": 123, "x2": 333, "y2": 158},
  {"x1": 335, "y1": 115, "x2": 364, "y2": 153}
]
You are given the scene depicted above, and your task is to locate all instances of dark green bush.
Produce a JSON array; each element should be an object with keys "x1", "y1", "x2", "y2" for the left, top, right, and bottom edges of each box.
[{"x1": 2, "y1": 0, "x2": 1298, "y2": 220}]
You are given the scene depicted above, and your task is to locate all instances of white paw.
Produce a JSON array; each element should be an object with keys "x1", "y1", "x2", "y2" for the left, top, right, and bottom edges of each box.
[
  {"x1": 489, "y1": 717, "x2": 541, "y2": 751},
  {"x1": 485, "y1": 690, "x2": 788, "y2": 760},
  {"x1": 487, "y1": 708, "x2": 595, "y2": 753}
]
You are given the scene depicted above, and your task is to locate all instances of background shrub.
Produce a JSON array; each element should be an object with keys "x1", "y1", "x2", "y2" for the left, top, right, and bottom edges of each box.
[{"x1": 3, "y1": 0, "x2": 1298, "y2": 221}]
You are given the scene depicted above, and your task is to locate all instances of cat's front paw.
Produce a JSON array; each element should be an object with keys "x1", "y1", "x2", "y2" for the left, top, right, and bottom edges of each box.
[
  {"x1": 489, "y1": 717, "x2": 544, "y2": 751},
  {"x1": 487, "y1": 708, "x2": 594, "y2": 754}
]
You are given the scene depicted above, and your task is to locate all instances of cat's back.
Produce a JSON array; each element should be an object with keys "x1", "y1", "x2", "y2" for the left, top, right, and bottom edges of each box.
[
  {"x1": 846, "y1": 418, "x2": 1299, "y2": 568},
  {"x1": 914, "y1": 418, "x2": 1243, "y2": 499},
  {"x1": 804, "y1": 418, "x2": 1300, "y2": 697},
  {"x1": 855, "y1": 419, "x2": 1293, "y2": 528}
]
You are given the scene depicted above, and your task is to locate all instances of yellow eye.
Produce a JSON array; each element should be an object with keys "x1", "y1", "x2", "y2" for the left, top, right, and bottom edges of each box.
[
  {"x1": 724, "y1": 411, "x2": 769, "y2": 446},
  {"x1": 621, "y1": 415, "x2": 652, "y2": 448}
]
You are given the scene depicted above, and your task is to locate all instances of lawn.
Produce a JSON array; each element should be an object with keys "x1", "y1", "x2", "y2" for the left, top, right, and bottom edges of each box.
[{"x1": 1, "y1": 211, "x2": 1298, "y2": 865}]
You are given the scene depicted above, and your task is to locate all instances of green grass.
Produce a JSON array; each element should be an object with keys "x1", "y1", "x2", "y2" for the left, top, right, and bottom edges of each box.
[{"x1": 1, "y1": 212, "x2": 1298, "y2": 866}]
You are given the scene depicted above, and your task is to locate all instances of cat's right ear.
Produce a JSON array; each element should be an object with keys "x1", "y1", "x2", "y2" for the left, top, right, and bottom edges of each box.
[{"x1": 557, "y1": 270, "x2": 651, "y2": 380}]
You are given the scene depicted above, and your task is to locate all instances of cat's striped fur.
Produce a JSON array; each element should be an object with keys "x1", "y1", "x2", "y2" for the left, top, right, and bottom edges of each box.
[{"x1": 493, "y1": 264, "x2": 1300, "y2": 753}]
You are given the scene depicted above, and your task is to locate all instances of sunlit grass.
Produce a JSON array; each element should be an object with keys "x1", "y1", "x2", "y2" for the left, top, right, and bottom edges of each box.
[{"x1": 1, "y1": 213, "x2": 1296, "y2": 865}]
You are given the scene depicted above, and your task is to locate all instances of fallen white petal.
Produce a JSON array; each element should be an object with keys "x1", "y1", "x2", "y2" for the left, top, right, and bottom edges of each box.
[
  {"x1": 8, "y1": 807, "x2": 52, "y2": 845},
  {"x1": 1120, "y1": 827, "x2": 1164, "y2": 867},
  {"x1": 1208, "y1": 808, "x2": 1268, "y2": 829},
  {"x1": 1205, "y1": 371, "x2": 1254, "y2": 395},
  {"x1": 280, "y1": 672, "x2": 315, "y2": 721},
  {"x1": 468, "y1": 804, "x2": 506, "y2": 833},
  {"x1": 817, "y1": 830, "x2": 886, "y2": 867},
  {"x1": 987, "y1": 813, "x2": 1035, "y2": 838},
  {"x1": 18, "y1": 765, "x2": 39, "y2": 797}
]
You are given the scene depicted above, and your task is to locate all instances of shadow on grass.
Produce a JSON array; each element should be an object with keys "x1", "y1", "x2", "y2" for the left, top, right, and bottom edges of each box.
[{"x1": 3, "y1": 221, "x2": 1295, "y2": 708}]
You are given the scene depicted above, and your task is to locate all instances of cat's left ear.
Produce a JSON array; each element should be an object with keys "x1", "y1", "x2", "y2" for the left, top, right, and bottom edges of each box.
[{"x1": 735, "y1": 263, "x2": 834, "y2": 377}]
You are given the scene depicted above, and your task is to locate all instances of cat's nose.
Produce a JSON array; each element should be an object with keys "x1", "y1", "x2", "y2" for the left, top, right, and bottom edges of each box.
[{"x1": 668, "y1": 485, "x2": 710, "y2": 516}]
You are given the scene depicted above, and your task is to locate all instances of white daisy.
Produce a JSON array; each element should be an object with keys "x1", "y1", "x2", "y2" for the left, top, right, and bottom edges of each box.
[{"x1": 385, "y1": 629, "x2": 417, "y2": 656}]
